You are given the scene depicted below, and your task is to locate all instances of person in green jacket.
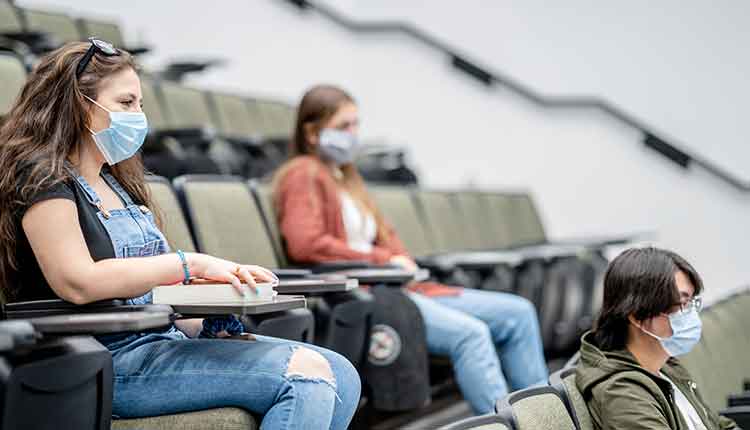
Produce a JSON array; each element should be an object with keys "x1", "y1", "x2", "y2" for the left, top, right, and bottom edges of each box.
[{"x1": 575, "y1": 247, "x2": 738, "y2": 430}]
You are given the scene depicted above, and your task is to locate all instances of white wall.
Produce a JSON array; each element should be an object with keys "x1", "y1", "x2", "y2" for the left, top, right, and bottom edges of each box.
[{"x1": 19, "y1": 0, "x2": 750, "y2": 302}]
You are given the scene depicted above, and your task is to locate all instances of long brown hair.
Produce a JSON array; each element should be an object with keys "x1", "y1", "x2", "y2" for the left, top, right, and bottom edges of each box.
[
  {"x1": 276, "y1": 84, "x2": 391, "y2": 244},
  {"x1": 0, "y1": 42, "x2": 157, "y2": 300}
]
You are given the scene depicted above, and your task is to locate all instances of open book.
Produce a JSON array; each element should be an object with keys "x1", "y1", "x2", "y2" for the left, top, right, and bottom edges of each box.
[{"x1": 152, "y1": 283, "x2": 277, "y2": 305}]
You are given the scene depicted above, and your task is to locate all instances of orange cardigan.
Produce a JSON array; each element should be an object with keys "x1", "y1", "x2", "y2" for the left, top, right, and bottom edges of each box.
[{"x1": 274, "y1": 155, "x2": 460, "y2": 297}]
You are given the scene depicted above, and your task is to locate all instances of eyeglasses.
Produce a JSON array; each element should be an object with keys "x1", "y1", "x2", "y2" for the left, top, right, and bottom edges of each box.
[
  {"x1": 76, "y1": 37, "x2": 120, "y2": 78},
  {"x1": 671, "y1": 295, "x2": 703, "y2": 316}
]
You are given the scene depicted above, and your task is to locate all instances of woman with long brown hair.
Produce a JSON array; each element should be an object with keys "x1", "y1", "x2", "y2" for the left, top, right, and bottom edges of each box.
[
  {"x1": 274, "y1": 84, "x2": 549, "y2": 414},
  {"x1": 0, "y1": 40, "x2": 359, "y2": 429}
]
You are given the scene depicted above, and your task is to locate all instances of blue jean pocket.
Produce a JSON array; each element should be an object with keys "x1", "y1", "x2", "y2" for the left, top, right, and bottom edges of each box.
[{"x1": 123, "y1": 239, "x2": 160, "y2": 258}]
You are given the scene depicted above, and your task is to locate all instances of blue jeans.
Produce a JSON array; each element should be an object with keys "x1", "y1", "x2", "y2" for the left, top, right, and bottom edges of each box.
[
  {"x1": 106, "y1": 328, "x2": 360, "y2": 430},
  {"x1": 408, "y1": 289, "x2": 548, "y2": 414}
]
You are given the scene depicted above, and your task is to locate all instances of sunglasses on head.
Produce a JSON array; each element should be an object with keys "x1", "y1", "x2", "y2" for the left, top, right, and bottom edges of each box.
[{"x1": 76, "y1": 37, "x2": 120, "y2": 78}]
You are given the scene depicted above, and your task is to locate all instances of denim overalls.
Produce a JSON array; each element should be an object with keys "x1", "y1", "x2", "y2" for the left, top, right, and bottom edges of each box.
[
  {"x1": 67, "y1": 167, "x2": 359, "y2": 428},
  {"x1": 73, "y1": 168, "x2": 165, "y2": 305},
  {"x1": 70, "y1": 167, "x2": 186, "y2": 350}
]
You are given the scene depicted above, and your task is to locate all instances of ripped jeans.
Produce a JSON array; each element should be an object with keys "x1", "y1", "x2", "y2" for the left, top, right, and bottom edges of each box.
[{"x1": 104, "y1": 327, "x2": 360, "y2": 429}]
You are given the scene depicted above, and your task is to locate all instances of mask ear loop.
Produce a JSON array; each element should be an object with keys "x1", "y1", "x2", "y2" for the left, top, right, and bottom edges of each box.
[
  {"x1": 630, "y1": 315, "x2": 671, "y2": 341},
  {"x1": 83, "y1": 95, "x2": 112, "y2": 136},
  {"x1": 83, "y1": 95, "x2": 111, "y2": 113}
]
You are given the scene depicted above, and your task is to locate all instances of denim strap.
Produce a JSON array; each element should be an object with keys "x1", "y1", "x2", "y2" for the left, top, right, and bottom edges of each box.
[
  {"x1": 100, "y1": 171, "x2": 135, "y2": 207},
  {"x1": 68, "y1": 168, "x2": 103, "y2": 208}
]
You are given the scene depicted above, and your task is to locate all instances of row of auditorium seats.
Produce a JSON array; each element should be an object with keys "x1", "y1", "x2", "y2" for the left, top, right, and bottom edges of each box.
[
  {"x1": 371, "y1": 186, "x2": 610, "y2": 356},
  {"x1": 0, "y1": 0, "x2": 142, "y2": 61},
  {"x1": 147, "y1": 173, "x2": 608, "y2": 358},
  {"x1": 1, "y1": 1, "x2": 420, "y2": 186},
  {"x1": 139, "y1": 75, "x2": 295, "y2": 179},
  {"x1": 0, "y1": 0, "x2": 298, "y2": 179},
  {"x1": 439, "y1": 287, "x2": 750, "y2": 430}
]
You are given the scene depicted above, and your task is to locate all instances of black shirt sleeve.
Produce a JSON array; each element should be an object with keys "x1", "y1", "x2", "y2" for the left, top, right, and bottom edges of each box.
[
  {"x1": 12, "y1": 177, "x2": 115, "y2": 302},
  {"x1": 21, "y1": 180, "x2": 76, "y2": 217}
]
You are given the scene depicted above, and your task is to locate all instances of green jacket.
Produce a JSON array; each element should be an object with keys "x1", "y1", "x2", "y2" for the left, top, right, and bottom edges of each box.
[{"x1": 575, "y1": 332, "x2": 738, "y2": 430}]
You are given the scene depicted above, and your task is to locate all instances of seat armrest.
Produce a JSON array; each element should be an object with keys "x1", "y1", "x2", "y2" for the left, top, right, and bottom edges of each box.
[
  {"x1": 729, "y1": 392, "x2": 750, "y2": 407},
  {"x1": 308, "y1": 261, "x2": 398, "y2": 273},
  {"x1": 427, "y1": 250, "x2": 526, "y2": 268},
  {"x1": 152, "y1": 127, "x2": 212, "y2": 141},
  {"x1": 2, "y1": 30, "x2": 58, "y2": 54},
  {"x1": 27, "y1": 311, "x2": 174, "y2": 335},
  {"x1": 3, "y1": 299, "x2": 174, "y2": 320},
  {"x1": 322, "y1": 268, "x2": 427, "y2": 286},
  {"x1": 550, "y1": 231, "x2": 653, "y2": 249},
  {"x1": 124, "y1": 45, "x2": 150, "y2": 55},
  {"x1": 272, "y1": 268, "x2": 313, "y2": 279},
  {"x1": 0, "y1": 320, "x2": 38, "y2": 350},
  {"x1": 4, "y1": 299, "x2": 124, "y2": 311},
  {"x1": 509, "y1": 243, "x2": 584, "y2": 260},
  {"x1": 719, "y1": 405, "x2": 750, "y2": 429}
]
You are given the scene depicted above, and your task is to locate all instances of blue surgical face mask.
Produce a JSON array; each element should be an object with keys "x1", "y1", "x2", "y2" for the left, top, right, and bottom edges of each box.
[
  {"x1": 638, "y1": 308, "x2": 702, "y2": 357},
  {"x1": 318, "y1": 128, "x2": 359, "y2": 165},
  {"x1": 85, "y1": 95, "x2": 148, "y2": 165}
]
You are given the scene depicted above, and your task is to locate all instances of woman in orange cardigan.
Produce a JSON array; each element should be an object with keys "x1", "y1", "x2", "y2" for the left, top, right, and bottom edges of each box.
[{"x1": 274, "y1": 85, "x2": 548, "y2": 414}]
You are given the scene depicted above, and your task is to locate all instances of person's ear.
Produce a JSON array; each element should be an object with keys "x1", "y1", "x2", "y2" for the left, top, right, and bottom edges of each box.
[
  {"x1": 627, "y1": 314, "x2": 642, "y2": 330},
  {"x1": 83, "y1": 97, "x2": 101, "y2": 128},
  {"x1": 304, "y1": 123, "x2": 319, "y2": 148}
]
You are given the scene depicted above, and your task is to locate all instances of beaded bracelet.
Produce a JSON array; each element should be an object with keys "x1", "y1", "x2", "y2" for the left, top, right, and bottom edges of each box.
[{"x1": 176, "y1": 250, "x2": 191, "y2": 285}]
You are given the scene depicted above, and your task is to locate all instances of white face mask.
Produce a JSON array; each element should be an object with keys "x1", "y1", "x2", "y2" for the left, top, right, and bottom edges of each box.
[
  {"x1": 318, "y1": 128, "x2": 359, "y2": 165},
  {"x1": 85, "y1": 95, "x2": 149, "y2": 165},
  {"x1": 635, "y1": 308, "x2": 703, "y2": 357}
]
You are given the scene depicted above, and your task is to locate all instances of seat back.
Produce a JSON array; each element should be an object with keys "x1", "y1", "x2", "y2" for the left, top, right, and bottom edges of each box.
[
  {"x1": 504, "y1": 194, "x2": 547, "y2": 247},
  {"x1": 0, "y1": 2, "x2": 23, "y2": 35},
  {"x1": 76, "y1": 18, "x2": 125, "y2": 47},
  {"x1": 22, "y1": 8, "x2": 80, "y2": 44},
  {"x1": 733, "y1": 290, "x2": 750, "y2": 349},
  {"x1": 249, "y1": 181, "x2": 288, "y2": 267},
  {"x1": 680, "y1": 334, "x2": 714, "y2": 407},
  {"x1": 139, "y1": 76, "x2": 169, "y2": 132},
  {"x1": 146, "y1": 176, "x2": 196, "y2": 253},
  {"x1": 159, "y1": 81, "x2": 215, "y2": 131},
  {"x1": 478, "y1": 192, "x2": 516, "y2": 249},
  {"x1": 416, "y1": 190, "x2": 479, "y2": 253},
  {"x1": 0, "y1": 52, "x2": 25, "y2": 117},
  {"x1": 370, "y1": 186, "x2": 436, "y2": 257},
  {"x1": 173, "y1": 175, "x2": 278, "y2": 268},
  {"x1": 710, "y1": 295, "x2": 749, "y2": 396},
  {"x1": 437, "y1": 413, "x2": 513, "y2": 430},
  {"x1": 254, "y1": 99, "x2": 294, "y2": 139},
  {"x1": 549, "y1": 367, "x2": 595, "y2": 430},
  {"x1": 502, "y1": 386, "x2": 577, "y2": 430},
  {"x1": 452, "y1": 191, "x2": 496, "y2": 250},
  {"x1": 210, "y1": 92, "x2": 263, "y2": 140},
  {"x1": 683, "y1": 304, "x2": 725, "y2": 411},
  {"x1": 681, "y1": 290, "x2": 750, "y2": 412}
]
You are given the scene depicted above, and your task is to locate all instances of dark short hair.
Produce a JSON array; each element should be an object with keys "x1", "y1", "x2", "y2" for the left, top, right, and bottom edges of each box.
[{"x1": 592, "y1": 247, "x2": 703, "y2": 351}]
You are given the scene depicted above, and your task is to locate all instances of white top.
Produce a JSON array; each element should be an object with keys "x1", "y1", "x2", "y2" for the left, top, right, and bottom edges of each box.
[
  {"x1": 340, "y1": 191, "x2": 377, "y2": 253},
  {"x1": 659, "y1": 372, "x2": 707, "y2": 430}
]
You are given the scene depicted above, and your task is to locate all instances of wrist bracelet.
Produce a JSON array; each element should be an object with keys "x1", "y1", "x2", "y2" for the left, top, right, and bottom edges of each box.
[{"x1": 176, "y1": 250, "x2": 191, "y2": 285}]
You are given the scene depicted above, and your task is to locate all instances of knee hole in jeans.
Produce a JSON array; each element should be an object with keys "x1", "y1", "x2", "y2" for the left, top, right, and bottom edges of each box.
[{"x1": 286, "y1": 347, "x2": 335, "y2": 385}]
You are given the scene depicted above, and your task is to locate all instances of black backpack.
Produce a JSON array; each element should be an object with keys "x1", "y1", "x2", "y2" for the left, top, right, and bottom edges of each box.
[{"x1": 361, "y1": 285, "x2": 431, "y2": 411}]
